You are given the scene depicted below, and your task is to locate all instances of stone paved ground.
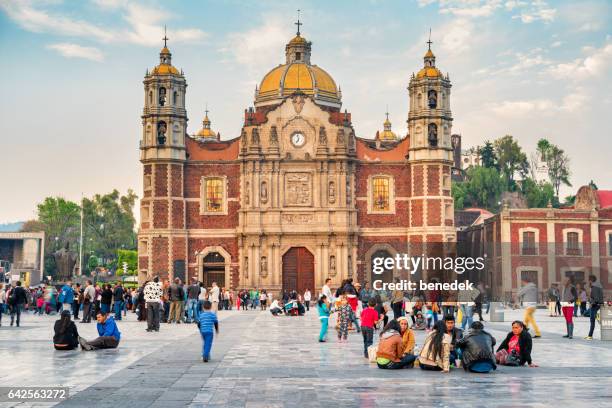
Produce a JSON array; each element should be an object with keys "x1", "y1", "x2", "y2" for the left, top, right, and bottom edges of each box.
[{"x1": 1, "y1": 306, "x2": 611, "y2": 407}]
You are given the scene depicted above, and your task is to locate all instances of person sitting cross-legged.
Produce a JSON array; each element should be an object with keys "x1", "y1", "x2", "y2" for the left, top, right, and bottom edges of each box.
[
  {"x1": 53, "y1": 310, "x2": 80, "y2": 350},
  {"x1": 79, "y1": 311, "x2": 121, "y2": 351}
]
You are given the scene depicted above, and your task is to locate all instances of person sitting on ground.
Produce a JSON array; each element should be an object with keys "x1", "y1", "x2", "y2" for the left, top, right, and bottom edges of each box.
[
  {"x1": 376, "y1": 320, "x2": 416, "y2": 369},
  {"x1": 412, "y1": 311, "x2": 426, "y2": 330},
  {"x1": 443, "y1": 314, "x2": 464, "y2": 366},
  {"x1": 418, "y1": 320, "x2": 451, "y2": 373},
  {"x1": 53, "y1": 310, "x2": 80, "y2": 350},
  {"x1": 397, "y1": 317, "x2": 416, "y2": 357},
  {"x1": 79, "y1": 311, "x2": 121, "y2": 351},
  {"x1": 495, "y1": 320, "x2": 537, "y2": 367},
  {"x1": 269, "y1": 299, "x2": 283, "y2": 316},
  {"x1": 456, "y1": 321, "x2": 497, "y2": 373}
]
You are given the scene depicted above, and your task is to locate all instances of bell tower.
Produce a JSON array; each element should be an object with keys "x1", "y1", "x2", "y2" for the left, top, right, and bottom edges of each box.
[
  {"x1": 138, "y1": 30, "x2": 188, "y2": 283},
  {"x1": 406, "y1": 35, "x2": 455, "y2": 254}
]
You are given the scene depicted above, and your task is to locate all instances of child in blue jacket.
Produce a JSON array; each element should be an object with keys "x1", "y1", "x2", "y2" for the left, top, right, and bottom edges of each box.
[{"x1": 197, "y1": 300, "x2": 219, "y2": 362}]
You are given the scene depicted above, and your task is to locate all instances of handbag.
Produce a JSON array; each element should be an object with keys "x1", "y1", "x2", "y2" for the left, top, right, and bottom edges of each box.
[{"x1": 367, "y1": 344, "x2": 378, "y2": 363}]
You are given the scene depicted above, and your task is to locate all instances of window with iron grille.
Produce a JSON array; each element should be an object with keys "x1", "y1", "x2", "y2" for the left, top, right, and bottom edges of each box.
[
  {"x1": 566, "y1": 232, "x2": 580, "y2": 255},
  {"x1": 522, "y1": 231, "x2": 536, "y2": 255}
]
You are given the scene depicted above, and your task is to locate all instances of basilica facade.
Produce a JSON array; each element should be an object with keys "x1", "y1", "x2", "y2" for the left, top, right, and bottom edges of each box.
[{"x1": 138, "y1": 28, "x2": 456, "y2": 294}]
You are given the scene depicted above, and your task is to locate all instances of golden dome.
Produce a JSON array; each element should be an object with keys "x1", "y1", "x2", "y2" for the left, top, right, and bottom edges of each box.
[
  {"x1": 377, "y1": 113, "x2": 398, "y2": 141},
  {"x1": 424, "y1": 49, "x2": 435, "y2": 58},
  {"x1": 153, "y1": 64, "x2": 180, "y2": 75},
  {"x1": 257, "y1": 62, "x2": 339, "y2": 104},
  {"x1": 289, "y1": 34, "x2": 307, "y2": 45},
  {"x1": 416, "y1": 66, "x2": 442, "y2": 79},
  {"x1": 196, "y1": 113, "x2": 218, "y2": 140}
]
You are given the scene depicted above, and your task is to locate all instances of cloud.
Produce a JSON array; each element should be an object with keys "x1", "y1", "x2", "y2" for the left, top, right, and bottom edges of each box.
[
  {"x1": 440, "y1": 0, "x2": 502, "y2": 18},
  {"x1": 514, "y1": 6, "x2": 556, "y2": 23},
  {"x1": 438, "y1": 18, "x2": 475, "y2": 55},
  {"x1": 548, "y1": 43, "x2": 612, "y2": 81},
  {"x1": 222, "y1": 16, "x2": 291, "y2": 80},
  {"x1": 558, "y1": 1, "x2": 610, "y2": 33},
  {"x1": 417, "y1": 0, "x2": 557, "y2": 23},
  {"x1": 0, "y1": 0, "x2": 207, "y2": 47},
  {"x1": 47, "y1": 43, "x2": 104, "y2": 61},
  {"x1": 489, "y1": 89, "x2": 588, "y2": 117},
  {"x1": 0, "y1": 0, "x2": 114, "y2": 42}
]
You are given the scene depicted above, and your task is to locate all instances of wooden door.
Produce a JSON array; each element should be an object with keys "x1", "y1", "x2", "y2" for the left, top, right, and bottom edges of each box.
[{"x1": 282, "y1": 247, "x2": 314, "y2": 294}]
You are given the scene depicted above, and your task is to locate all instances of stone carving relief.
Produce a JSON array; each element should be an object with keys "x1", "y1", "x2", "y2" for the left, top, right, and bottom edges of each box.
[
  {"x1": 281, "y1": 213, "x2": 314, "y2": 224},
  {"x1": 346, "y1": 178, "x2": 351, "y2": 205},
  {"x1": 284, "y1": 173, "x2": 312, "y2": 206},
  {"x1": 260, "y1": 256, "x2": 267, "y2": 278},
  {"x1": 328, "y1": 181, "x2": 336, "y2": 204},
  {"x1": 251, "y1": 128, "x2": 260, "y2": 144},
  {"x1": 337, "y1": 128, "x2": 345, "y2": 145},
  {"x1": 270, "y1": 126, "x2": 278, "y2": 145},
  {"x1": 260, "y1": 181, "x2": 268, "y2": 204},
  {"x1": 329, "y1": 255, "x2": 336, "y2": 277},
  {"x1": 319, "y1": 126, "x2": 327, "y2": 145},
  {"x1": 245, "y1": 181, "x2": 250, "y2": 205},
  {"x1": 292, "y1": 94, "x2": 305, "y2": 114}
]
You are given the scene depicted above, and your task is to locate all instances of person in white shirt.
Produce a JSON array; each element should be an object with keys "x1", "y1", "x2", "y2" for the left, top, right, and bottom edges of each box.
[
  {"x1": 322, "y1": 278, "x2": 333, "y2": 304},
  {"x1": 269, "y1": 299, "x2": 282, "y2": 316},
  {"x1": 210, "y1": 282, "x2": 220, "y2": 313},
  {"x1": 143, "y1": 277, "x2": 163, "y2": 332},
  {"x1": 304, "y1": 289, "x2": 312, "y2": 312}
]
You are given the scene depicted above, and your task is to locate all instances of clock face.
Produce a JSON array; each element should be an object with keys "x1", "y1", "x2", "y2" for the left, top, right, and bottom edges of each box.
[{"x1": 291, "y1": 132, "x2": 306, "y2": 147}]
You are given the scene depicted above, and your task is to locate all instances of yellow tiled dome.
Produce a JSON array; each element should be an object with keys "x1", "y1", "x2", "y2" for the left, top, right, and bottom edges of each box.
[
  {"x1": 258, "y1": 63, "x2": 339, "y2": 102},
  {"x1": 152, "y1": 64, "x2": 180, "y2": 75},
  {"x1": 416, "y1": 67, "x2": 442, "y2": 79}
]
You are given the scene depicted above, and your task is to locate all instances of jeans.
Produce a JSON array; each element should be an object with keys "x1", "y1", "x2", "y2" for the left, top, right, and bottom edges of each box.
[
  {"x1": 200, "y1": 332, "x2": 214, "y2": 359},
  {"x1": 72, "y1": 302, "x2": 80, "y2": 320},
  {"x1": 186, "y1": 299, "x2": 199, "y2": 322},
  {"x1": 114, "y1": 301, "x2": 124, "y2": 320},
  {"x1": 305, "y1": 301, "x2": 310, "y2": 311},
  {"x1": 86, "y1": 336, "x2": 119, "y2": 350},
  {"x1": 361, "y1": 326, "x2": 374, "y2": 357},
  {"x1": 82, "y1": 302, "x2": 92, "y2": 322},
  {"x1": 588, "y1": 303, "x2": 601, "y2": 337},
  {"x1": 100, "y1": 303, "x2": 110, "y2": 314},
  {"x1": 392, "y1": 302, "x2": 403, "y2": 319},
  {"x1": 378, "y1": 354, "x2": 416, "y2": 369},
  {"x1": 460, "y1": 304, "x2": 473, "y2": 330},
  {"x1": 319, "y1": 317, "x2": 328, "y2": 341},
  {"x1": 147, "y1": 302, "x2": 160, "y2": 331}
]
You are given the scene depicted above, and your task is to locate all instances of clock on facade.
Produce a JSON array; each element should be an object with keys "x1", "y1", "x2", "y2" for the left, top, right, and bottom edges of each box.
[{"x1": 291, "y1": 132, "x2": 306, "y2": 147}]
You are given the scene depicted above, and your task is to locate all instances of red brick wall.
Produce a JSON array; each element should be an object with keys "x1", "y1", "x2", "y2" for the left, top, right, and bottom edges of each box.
[
  {"x1": 356, "y1": 201, "x2": 410, "y2": 227},
  {"x1": 172, "y1": 237, "x2": 186, "y2": 264},
  {"x1": 427, "y1": 165, "x2": 440, "y2": 196},
  {"x1": 411, "y1": 199, "x2": 423, "y2": 226},
  {"x1": 413, "y1": 165, "x2": 423, "y2": 196},
  {"x1": 187, "y1": 238, "x2": 238, "y2": 264},
  {"x1": 153, "y1": 200, "x2": 168, "y2": 229},
  {"x1": 170, "y1": 164, "x2": 182, "y2": 197},
  {"x1": 510, "y1": 223, "x2": 548, "y2": 255},
  {"x1": 354, "y1": 164, "x2": 411, "y2": 197},
  {"x1": 427, "y1": 199, "x2": 441, "y2": 226},
  {"x1": 152, "y1": 237, "x2": 169, "y2": 277},
  {"x1": 154, "y1": 164, "x2": 168, "y2": 197},
  {"x1": 554, "y1": 223, "x2": 591, "y2": 256},
  {"x1": 171, "y1": 200, "x2": 184, "y2": 229},
  {"x1": 184, "y1": 163, "x2": 240, "y2": 199},
  {"x1": 185, "y1": 201, "x2": 240, "y2": 229},
  {"x1": 138, "y1": 256, "x2": 148, "y2": 271}
]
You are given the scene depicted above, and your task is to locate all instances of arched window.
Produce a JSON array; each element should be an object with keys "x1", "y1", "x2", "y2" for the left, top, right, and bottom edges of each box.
[
  {"x1": 205, "y1": 178, "x2": 224, "y2": 212},
  {"x1": 428, "y1": 123, "x2": 438, "y2": 147},
  {"x1": 157, "y1": 121, "x2": 167, "y2": 145},
  {"x1": 173, "y1": 91, "x2": 178, "y2": 105},
  {"x1": 159, "y1": 87, "x2": 167, "y2": 106},
  {"x1": 148, "y1": 91, "x2": 153, "y2": 105},
  {"x1": 428, "y1": 90, "x2": 437, "y2": 109},
  {"x1": 372, "y1": 177, "x2": 390, "y2": 211}
]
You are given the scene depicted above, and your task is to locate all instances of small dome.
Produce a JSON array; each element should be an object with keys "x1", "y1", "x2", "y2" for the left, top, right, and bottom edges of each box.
[
  {"x1": 376, "y1": 113, "x2": 398, "y2": 141},
  {"x1": 424, "y1": 49, "x2": 435, "y2": 58},
  {"x1": 195, "y1": 113, "x2": 218, "y2": 141},
  {"x1": 416, "y1": 67, "x2": 442, "y2": 79},
  {"x1": 151, "y1": 45, "x2": 181, "y2": 76},
  {"x1": 289, "y1": 34, "x2": 307, "y2": 45}
]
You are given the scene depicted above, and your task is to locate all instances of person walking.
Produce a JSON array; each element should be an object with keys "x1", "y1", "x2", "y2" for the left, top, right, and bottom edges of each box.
[
  {"x1": 391, "y1": 285, "x2": 404, "y2": 320},
  {"x1": 322, "y1": 278, "x2": 334, "y2": 305},
  {"x1": 561, "y1": 277, "x2": 577, "y2": 339},
  {"x1": 59, "y1": 280, "x2": 74, "y2": 313},
  {"x1": 168, "y1": 278, "x2": 185, "y2": 324},
  {"x1": 458, "y1": 284, "x2": 480, "y2": 331},
  {"x1": 517, "y1": 278, "x2": 541, "y2": 338},
  {"x1": 317, "y1": 295, "x2": 331, "y2": 342},
  {"x1": 304, "y1": 289, "x2": 312, "y2": 312},
  {"x1": 186, "y1": 278, "x2": 200, "y2": 324},
  {"x1": 144, "y1": 277, "x2": 163, "y2": 332},
  {"x1": 72, "y1": 283, "x2": 81, "y2": 320},
  {"x1": 100, "y1": 284, "x2": 113, "y2": 314},
  {"x1": 547, "y1": 283, "x2": 560, "y2": 317},
  {"x1": 210, "y1": 282, "x2": 220, "y2": 313},
  {"x1": 360, "y1": 298, "x2": 381, "y2": 358},
  {"x1": 578, "y1": 284, "x2": 588, "y2": 316},
  {"x1": 337, "y1": 296, "x2": 352, "y2": 342},
  {"x1": 8, "y1": 281, "x2": 28, "y2": 327},
  {"x1": 259, "y1": 290, "x2": 268, "y2": 311},
  {"x1": 585, "y1": 275, "x2": 604, "y2": 340},
  {"x1": 197, "y1": 301, "x2": 219, "y2": 362},
  {"x1": 81, "y1": 280, "x2": 95, "y2": 323}
]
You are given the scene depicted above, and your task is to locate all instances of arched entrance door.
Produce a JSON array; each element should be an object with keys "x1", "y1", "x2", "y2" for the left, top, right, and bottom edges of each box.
[
  {"x1": 203, "y1": 252, "x2": 225, "y2": 288},
  {"x1": 371, "y1": 249, "x2": 393, "y2": 285},
  {"x1": 282, "y1": 247, "x2": 314, "y2": 294}
]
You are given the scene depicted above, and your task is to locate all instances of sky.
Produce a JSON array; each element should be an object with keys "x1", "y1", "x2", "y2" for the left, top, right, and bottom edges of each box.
[{"x1": 0, "y1": 0, "x2": 611, "y2": 223}]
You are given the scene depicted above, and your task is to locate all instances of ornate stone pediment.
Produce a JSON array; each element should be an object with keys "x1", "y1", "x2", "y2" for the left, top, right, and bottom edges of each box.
[{"x1": 284, "y1": 172, "x2": 312, "y2": 206}]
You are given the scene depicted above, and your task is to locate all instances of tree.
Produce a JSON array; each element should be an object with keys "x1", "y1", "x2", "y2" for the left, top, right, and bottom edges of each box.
[
  {"x1": 494, "y1": 135, "x2": 529, "y2": 189},
  {"x1": 479, "y1": 141, "x2": 497, "y2": 169},
  {"x1": 545, "y1": 145, "x2": 571, "y2": 198},
  {"x1": 117, "y1": 249, "x2": 138, "y2": 272},
  {"x1": 588, "y1": 180, "x2": 598, "y2": 190},
  {"x1": 88, "y1": 255, "x2": 99, "y2": 271},
  {"x1": 521, "y1": 178, "x2": 555, "y2": 208},
  {"x1": 453, "y1": 166, "x2": 505, "y2": 211},
  {"x1": 36, "y1": 197, "x2": 81, "y2": 253},
  {"x1": 82, "y1": 189, "x2": 138, "y2": 261},
  {"x1": 19, "y1": 219, "x2": 45, "y2": 233}
]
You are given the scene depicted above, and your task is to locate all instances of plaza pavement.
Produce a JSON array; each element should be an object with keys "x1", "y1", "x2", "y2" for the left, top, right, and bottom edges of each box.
[{"x1": 0, "y1": 306, "x2": 611, "y2": 408}]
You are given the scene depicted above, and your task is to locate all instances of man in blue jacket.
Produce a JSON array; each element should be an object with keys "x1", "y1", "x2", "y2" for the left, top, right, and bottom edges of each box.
[
  {"x1": 79, "y1": 311, "x2": 121, "y2": 351},
  {"x1": 59, "y1": 280, "x2": 74, "y2": 312}
]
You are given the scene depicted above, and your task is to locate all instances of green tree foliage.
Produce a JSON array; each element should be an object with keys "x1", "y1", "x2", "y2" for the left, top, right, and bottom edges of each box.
[
  {"x1": 82, "y1": 189, "x2": 138, "y2": 261},
  {"x1": 534, "y1": 138, "x2": 571, "y2": 199},
  {"x1": 452, "y1": 166, "x2": 504, "y2": 211},
  {"x1": 479, "y1": 141, "x2": 497, "y2": 169},
  {"x1": 36, "y1": 197, "x2": 81, "y2": 253},
  {"x1": 88, "y1": 255, "x2": 99, "y2": 270},
  {"x1": 117, "y1": 249, "x2": 138, "y2": 272},
  {"x1": 521, "y1": 178, "x2": 555, "y2": 208},
  {"x1": 494, "y1": 135, "x2": 529, "y2": 189}
]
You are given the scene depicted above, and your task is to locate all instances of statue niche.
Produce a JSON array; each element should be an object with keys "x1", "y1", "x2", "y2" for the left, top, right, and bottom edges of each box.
[
  {"x1": 428, "y1": 123, "x2": 438, "y2": 147},
  {"x1": 260, "y1": 181, "x2": 268, "y2": 204},
  {"x1": 428, "y1": 90, "x2": 437, "y2": 109},
  {"x1": 319, "y1": 126, "x2": 327, "y2": 145},
  {"x1": 270, "y1": 126, "x2": 278, "y2": 145},
  {"x1": 157, "y1": 121, "x2": 167, "y2": 145}
]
